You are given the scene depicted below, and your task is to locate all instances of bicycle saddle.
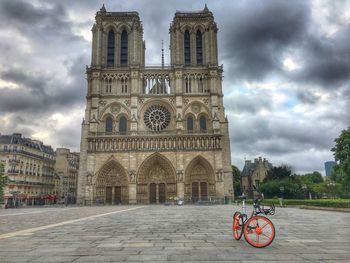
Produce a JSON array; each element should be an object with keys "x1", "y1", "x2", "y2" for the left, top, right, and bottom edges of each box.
[{"x1": 237, "y1": 195, "x2": 247, "y2": 200}]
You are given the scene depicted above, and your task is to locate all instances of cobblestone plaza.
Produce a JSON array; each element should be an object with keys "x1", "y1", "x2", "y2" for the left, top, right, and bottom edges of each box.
[{"x1": 0, "y1": 205, "x2": 349, "y2": 262}]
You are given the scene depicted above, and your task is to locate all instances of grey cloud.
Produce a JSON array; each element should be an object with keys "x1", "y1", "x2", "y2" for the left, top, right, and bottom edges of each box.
[
  {"x1": 294, "y1": 25, "x2": 350, "y2": 87},
  {"x1": 220, "y1": 0, "x2": 310, "y2": 81},
  {"x1": 0, "y1": 54, "x2": 87, "y2": 114},
  {"x1": 225, "y1": 93, "x2": 273, "y2": 114},
  {"x1": 296, "y1": 89, "x2": 320, "y2": 104}
]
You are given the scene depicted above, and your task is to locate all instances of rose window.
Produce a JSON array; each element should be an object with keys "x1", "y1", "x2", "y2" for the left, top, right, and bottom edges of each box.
[{"x1": 144, "y1": 105, "x2": 171, "y2": 131}]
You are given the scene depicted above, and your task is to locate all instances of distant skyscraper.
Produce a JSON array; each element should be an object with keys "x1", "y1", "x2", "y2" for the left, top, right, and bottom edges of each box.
[{"x1": 324, "y1": 161, "x2": 336, "y2": 176}]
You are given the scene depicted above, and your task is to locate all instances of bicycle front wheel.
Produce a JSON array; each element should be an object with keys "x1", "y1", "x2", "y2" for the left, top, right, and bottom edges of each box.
[
  {"x1": 232, "y1": 211, "x2": 243, "y2": 240},
  {"x1": 244, "y1": 215, "x2": 275, "y2": 248}
]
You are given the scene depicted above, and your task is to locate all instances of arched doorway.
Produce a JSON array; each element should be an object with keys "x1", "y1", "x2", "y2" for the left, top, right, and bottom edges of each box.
[
  {"x1": 185, "y1": 156, "x2": 215, "y2": 202},
  {"x1": 95, "y1": 159, "x2": 128, "y2": 204},
  {"x1": 137, "y1": 153, "x2": 176, "y2": 204}
]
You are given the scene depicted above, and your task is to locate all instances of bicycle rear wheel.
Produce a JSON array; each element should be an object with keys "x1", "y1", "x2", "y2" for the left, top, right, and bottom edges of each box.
[
  {"x1": 232, "y1": 211, "x2": 243, "y2": 240},
  {"x1": 243, "y1": 215, "x2": 275, "y2": 248}
]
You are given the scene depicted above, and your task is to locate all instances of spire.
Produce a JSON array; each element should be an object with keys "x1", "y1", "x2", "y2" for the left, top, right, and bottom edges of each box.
[
  {"x1": 100, "y1": 4, "x2": 106, "y2": 13},
  {"x1": 204, "y1": 3, "x2": 209, "y2": 12},
  {"x1": 161, "y1": 40, "x2": 164, "y2": 69}
]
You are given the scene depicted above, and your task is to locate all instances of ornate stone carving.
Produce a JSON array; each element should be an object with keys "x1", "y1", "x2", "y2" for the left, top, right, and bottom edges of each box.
[
  {"x1": 176, "y1": 170, "x2": 184, "y2": 182},
  {"x1": 128, "y1": 170, "x2": 136, "y2": 183},
  {"x1": 216, "y1": 169, "x2": 223, "y2": 182},
  {"x1": 191, "y1": 103, "x2": 201, "y2": 113},
  {"x1": 99, "y1": 100, "x2": 107, "y2": 107},
  {"x1": 124, "y1": 99, "x2": 131, "y2": 106},
  {"x1": 111, "y1": 104, "x2": 121, "y2": 114}
]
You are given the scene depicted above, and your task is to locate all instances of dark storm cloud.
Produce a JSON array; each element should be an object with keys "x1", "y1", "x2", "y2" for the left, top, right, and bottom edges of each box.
[
  {"x1": 225, "y1": 93, "x2": 272, "y2": 114},
  {"x1": 296, "y1": 89, "x2": 320, "y2": 104},
  {"x1": 230, "y1": 117, "x2": 334, "y2": 156},
  {"x1": 0, "y1": 54, "x2": 87, "y2": 114},
  {"x1": 295, "y1": 25, "x2": 350, "y2": 88},
  {"x1": 220, "y1": 0, "x2": 310, "y2": 81}
]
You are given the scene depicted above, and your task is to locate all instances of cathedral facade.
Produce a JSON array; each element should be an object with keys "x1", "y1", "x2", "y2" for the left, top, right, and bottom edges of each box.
[{"x1": 77, "y1": 5, "x2": 233, "y2": 205}]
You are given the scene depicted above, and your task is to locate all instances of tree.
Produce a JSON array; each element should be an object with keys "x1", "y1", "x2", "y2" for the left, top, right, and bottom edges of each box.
[
  {"x1": 0, "y1": 162, "x2": 7, "y2": 204},
  {"x1": 232, "y1": 165, "x2": 242, "y2": 196},
  {"x1": 264, "y1": 165, "x2": 292, "y2": 182},
  {"x1": 331, "y1": 127, "x2": 350, "y2": 195}
]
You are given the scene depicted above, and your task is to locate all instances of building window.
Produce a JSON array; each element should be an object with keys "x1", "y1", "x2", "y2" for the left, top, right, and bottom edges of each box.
[
  {"x1": 119, "y1": 116, "x2": 127, "y2": 134},
  {"x1": 198, "y1": 77, "x2": 204, "y2": 93},
  {"x1": 184, "y1": 30, "x2": 191, "y2": 65},
  {"x1": 199, "y1": 116, "x2": 207, "y2": 132},
  {"x1": 196, "y1": 30, "x2": 203, "y2": 65},
  {"x1": 187, "y1": 116, "x2": 194, "y2": 132},
  {"x1": 107, "y1": 30, "x2": 115, "y2": 66},
  {"x1": 120, "y1": 30, "x2": 128, "y2": 65},
  {"x1": 105, "y1": 117, "x2": 113, "y2": 133},
  {"x1": 185, "y1": 78, "x2": 191, "y2": 93},
  {"x1": 105, "y1": 79, "x2": 112, "y2": 93},
  {"x1": 121, "y1": 78, "x2": 128, "y2": 93}
]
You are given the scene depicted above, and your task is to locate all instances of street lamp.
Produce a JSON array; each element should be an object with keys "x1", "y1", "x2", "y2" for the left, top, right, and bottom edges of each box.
[
  {"x1": 327, "y1": 181, "x2": 336, "y2": 199},
  {"x1": 279, "y1": 186, "x2": 285, "y2": 207},
  {"x1": 301, "y1": 184, "x2": 307, "y2": 200}
]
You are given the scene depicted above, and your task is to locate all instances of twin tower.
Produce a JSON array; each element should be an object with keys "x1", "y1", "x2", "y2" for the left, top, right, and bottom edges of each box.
[{"x1": 77, "y1": 5, "x2": 233, "y2": 205}]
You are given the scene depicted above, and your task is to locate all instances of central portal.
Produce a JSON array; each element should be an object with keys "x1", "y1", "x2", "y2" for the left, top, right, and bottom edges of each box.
[{"x1": 137, "y1": 153, "x2": 176, "y2": 204}]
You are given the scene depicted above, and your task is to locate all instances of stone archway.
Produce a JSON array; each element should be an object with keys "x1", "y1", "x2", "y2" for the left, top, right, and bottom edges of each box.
[
  {"x1": 185, "y1": 156, "x2": 215, "y2": 201},
  {"x1": 95, "y1": 158, "x2": 128, "y2": 204},
  {"x1": 137, "y1": 153, "x2": 176, "y2": 204}
]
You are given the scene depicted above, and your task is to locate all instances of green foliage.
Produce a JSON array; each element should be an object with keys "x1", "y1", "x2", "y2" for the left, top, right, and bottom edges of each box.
[
  {"x1": 232, "y1": 165, "x2": 242, "y2": 196},
  {"x1": 0, "y1": 162, "x2": 7, "y2": 204},
  {"x1": 331, "y1": 127, "x2": 350, "y2": 195},
  {"x1": 264, "y1": 165, "x2": 292, "y2": 181},
  {"x1": 246, "y1": 198, "x2": 350, "y2": 208},
  {"x1": 259, "y1": 178, "x2": 302, "y2": 199}
]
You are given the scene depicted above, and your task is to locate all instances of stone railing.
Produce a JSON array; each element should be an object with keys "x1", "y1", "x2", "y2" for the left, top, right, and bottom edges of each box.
[{"x1": 87, "y1": 133, "x2": 222, "y2": 152}]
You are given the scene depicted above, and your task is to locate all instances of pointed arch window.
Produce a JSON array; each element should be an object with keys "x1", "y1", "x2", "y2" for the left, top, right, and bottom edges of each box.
[
  {"x1": 120, "y1": 30, "x2": 128, "y2": 65},
  {"x1": 105, "y1": 117, "x2": 113, "y2": 133},
  {"x1": 107, "y1": 30, "x2": 115, "y2": 66},
  {"x1": 119, "y1": 116, "x2": 127, "y2": 134},
  {"x1": 196, "y1": 30, "x2": 203, "y2": 65},
  {"x1": 184, "y1": 30, "x2": 191, "y2": 65},
  {"x1": 199, "y1": 116, "x2": 207, "y2": 132},
  {"x1": 187, "y1": 116, "x2": 194, "y2": 132}
]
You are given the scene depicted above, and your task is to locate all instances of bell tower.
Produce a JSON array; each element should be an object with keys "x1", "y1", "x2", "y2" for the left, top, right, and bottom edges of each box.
[{"x1": 77, "y1": 5, "x2": 233, "y2": 205}]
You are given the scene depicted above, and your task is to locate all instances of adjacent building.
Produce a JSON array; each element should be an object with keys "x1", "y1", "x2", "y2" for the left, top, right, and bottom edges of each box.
[
  {"x1": 77, "y1": 5, "x2": 233, "y2": 205},
  {"x1": 241, "y1": 157, "x2": 272, "y2": 197},
  {"x1": 54, "y1": 148, "x2": 80, "y2": 204},
  {"x1": 324, "y1": 161, "x2": 336, "y2": 176},
  {"x1": 0, "y1": 133, "x2": 56, "y2": 207}
]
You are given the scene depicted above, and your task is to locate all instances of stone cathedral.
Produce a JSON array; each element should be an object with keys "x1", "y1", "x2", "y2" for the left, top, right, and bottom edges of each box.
[{"x1": 77, "y1": 5, "x2": 233, "y2": 205}]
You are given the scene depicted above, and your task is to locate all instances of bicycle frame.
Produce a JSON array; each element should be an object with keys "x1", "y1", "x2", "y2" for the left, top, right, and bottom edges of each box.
[{"x1": 233, "y1": 190, "x2": 276, "y2": 248}]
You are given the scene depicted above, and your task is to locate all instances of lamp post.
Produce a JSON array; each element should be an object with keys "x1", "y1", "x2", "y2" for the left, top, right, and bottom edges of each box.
[
  {"x1": 279, "y1": 186, "x2": 285, "y2": 207},
  {"x1": 327, "y1": 181, "x2": 336, "y2": 199},
  {"x1": 301, "y1": 184, "x2": 307, "y2": 200}
]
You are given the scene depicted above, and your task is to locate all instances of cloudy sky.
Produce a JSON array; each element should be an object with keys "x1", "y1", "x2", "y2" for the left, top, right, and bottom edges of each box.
[{"x1": 0, "y1": 0, "x2": 349, "y2": 174}]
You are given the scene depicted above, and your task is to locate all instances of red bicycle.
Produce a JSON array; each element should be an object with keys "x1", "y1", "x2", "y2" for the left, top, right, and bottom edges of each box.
[{"x1": 232, "y1": 187, "x2": 275, "y2": 248}]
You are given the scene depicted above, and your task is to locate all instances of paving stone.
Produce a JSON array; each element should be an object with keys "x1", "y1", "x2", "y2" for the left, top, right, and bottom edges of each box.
[{"x1": 0, "y1": 205, "x2": 349, "y2": 262}]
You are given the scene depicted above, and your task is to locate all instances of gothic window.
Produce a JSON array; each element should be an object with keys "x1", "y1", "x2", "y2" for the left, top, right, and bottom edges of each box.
[
  {"x1": 196, "y1": 30, "x2": 203, "y2": 65},
  {"x1": 105, "y1": 79, "x2": 112, "y2": 93},
  {"x1": 121, "y1": 78, "x2": 128, "y2": 93},
  {"x1": 144, "y1": 105, "x2": 171, "y2": 131},
  {"x1": 107, "y1": 30, "x2": 115, "y2": 66},
  {"x1": 184, "y1": 30, "x2": 191, "y2": 65},
  {"x1": 119, "y1": 116, "x2": 127, "y2": 134},
  {"x1": 105, "y1": 117, "x2": 113, "y2": 133},
  {"x1": 198, "y1": 77, "x2": 204, "y2": 93},
  {"x1": 185, "y1": 78, "x2": 192, "y2": 93},
  {"x1": 187, "y1": 116, "x2": 194, "y2": 132},
  {"x1": 199, "y1": 116, "x2": 207, "y2": 132},
  {"x1": 120, "y1": 30, "x2": 128, "y2": 65}
]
